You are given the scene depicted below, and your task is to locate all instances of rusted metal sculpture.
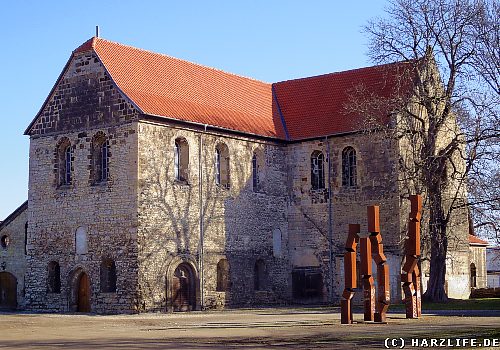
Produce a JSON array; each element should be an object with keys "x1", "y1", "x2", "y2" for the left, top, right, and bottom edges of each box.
[
  {"x1": 360, "y1": 236, "x2": 375, "y2": 321},
  {"x1": 341, "y1": 224, "x2": 360, "y2": 324},
  {"x1": 401, "y1": 195, "x2": 422, "y2": 318},
  {"x1": 341, "y1": 205, "x2": 390, "y2": 324},
  {"x1": 368, "y1": 205, "x2": 390, "y2": 323}
]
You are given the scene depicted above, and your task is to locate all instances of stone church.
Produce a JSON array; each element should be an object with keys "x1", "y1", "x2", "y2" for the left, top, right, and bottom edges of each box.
[{"x1": 0, "y1": 37, "x2": 478, "y2": 313}]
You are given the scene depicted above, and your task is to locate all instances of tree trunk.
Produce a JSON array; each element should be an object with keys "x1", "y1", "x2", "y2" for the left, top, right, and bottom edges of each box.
[{"x1": 423, "y1": 189, "x2": 449, "y2": 302}]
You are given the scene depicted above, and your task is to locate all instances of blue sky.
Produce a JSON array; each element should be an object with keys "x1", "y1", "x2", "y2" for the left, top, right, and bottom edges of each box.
[{"x1": 0, "y1": 0, "x2": 389, "y2": 219}]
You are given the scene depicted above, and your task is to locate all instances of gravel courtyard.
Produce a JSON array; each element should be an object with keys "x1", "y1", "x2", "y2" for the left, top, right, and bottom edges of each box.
[{"x1": 0, "y1": 308, "x2": 499, "y2": 349}]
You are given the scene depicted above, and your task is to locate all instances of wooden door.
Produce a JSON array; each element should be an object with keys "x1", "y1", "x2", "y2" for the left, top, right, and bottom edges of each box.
[
  {"x1": 77, "y1": 272, "x2": 91, "y2": 312},
  {"x1": 172, "y1": 265, "x2": 193, "y2": 311},
  {"x1": 0, "y1": 272, "x2": 17, "y2": 309}
]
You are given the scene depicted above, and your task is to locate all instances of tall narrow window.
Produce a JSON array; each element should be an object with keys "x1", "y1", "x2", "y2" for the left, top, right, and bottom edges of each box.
[
  {"x1": 100, "y1": 258, "x2": 117, "y2": 293},
  {"x1": 47, "y1": 261, "x2": 61, "y2": 293},
  {"x1": 100, "y1": 141, "x2": 108, "y2": 182},
  {"x1": 91, "y1": 132, "x2": 109, "y2": 184},
  {"x1": 252, "y1": 153, "x2": 258, "y2": 191},
  {"x1": 174, "y1": 142, "x2": 180, "y2": 180},
  {"x1": 215, "y1": 148, "x2": 221, "y2": 185},
  {"x1": 311, "y1": 151, "x2": 325, "y2": 190},
  {"x1": 64, "y1": 146, "x2": 72, "y2": 184},
  {"x1": 342, "y1": 147, "x2": 357, "y2": 187},
  {"x1": 174, "y1": 138, "x2": 189, "y2": 182},
  {"x1": 215, "y1": 143, "x2": 230, "y2": 188},
  {"x1": 254, "y1": 259, "x2": 266, "y2": 291},
  {"x1": 56, "y1": 137, "x2": 72, "y2": 187},
  {"x1": 216, "y1": 259, "x2": 230, "y2": 292}
]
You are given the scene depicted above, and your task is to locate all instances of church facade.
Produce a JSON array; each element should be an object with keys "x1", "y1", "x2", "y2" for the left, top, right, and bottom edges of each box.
[{"x1": 0, "y1": 37, "x2": 472, "y2": 313}]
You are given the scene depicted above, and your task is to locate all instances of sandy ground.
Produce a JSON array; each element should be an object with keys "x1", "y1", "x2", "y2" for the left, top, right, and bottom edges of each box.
[{"x1": 0, "y1": 308, "x2": 499, "y2": 349}]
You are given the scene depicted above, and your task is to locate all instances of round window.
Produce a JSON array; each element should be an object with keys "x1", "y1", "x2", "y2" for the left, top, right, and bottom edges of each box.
[{"x1": 1, "y1": 235, "x2": 9, "y2": 248}]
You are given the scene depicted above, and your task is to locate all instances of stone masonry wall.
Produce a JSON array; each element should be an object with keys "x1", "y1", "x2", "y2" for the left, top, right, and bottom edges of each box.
[
  {"x1": 0, "y1": 205, "x2": 28, "y2": 309},
  {"x1": 137, "y1": 121, "x2": 290, "y2": 311},
  {"x1": 286, "y1": 132, "x2": 403, "y2": 304},
  {"x1": 29, "y1": 51, "x2": 137, "y2": 137},
  {"x1": 25, "y1": 50, "x2": 140, "y2": 313}
]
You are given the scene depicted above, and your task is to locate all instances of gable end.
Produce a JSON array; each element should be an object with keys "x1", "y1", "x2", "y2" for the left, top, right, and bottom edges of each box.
[{"x1": 25, "y1": 49, "x2": 141, "y2": 137}]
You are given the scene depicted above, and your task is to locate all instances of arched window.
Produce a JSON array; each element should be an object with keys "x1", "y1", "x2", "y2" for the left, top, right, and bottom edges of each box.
[
  {"x1": 252, "y1": 153, "x2": 258, "y2": 191},
  {"x1": 215, "y1": 148, "x2": 221, "y2": 185},
  {"x1": 100, "y1": 258, "x2": 117, "y2": 293},
  {"x1": 311, "y1": 151, "x2": 325, "y2": 190},
  {"x1": 47, "y1": 261, "x2": 61, "y2": 293},
  {"x1": 342, "y1": 147, "x2": 357, "y2": 187},
  {"x1": 174, "y1": 138, "x2": 189, "y2": 182},
  {"x1": 254, "y1": 259, "x2": 267, "y2": 291},
  {"x1": 64, "y1": 146, "x2": 72, "y2": 184},
  {"x1": 216, "y1": 259, "x2": 230, "y2": 292},
  {"x1": 1, "y1": 235, "x2": 9, "y2": 249},
  {"x1": 56, "y1": 138, "x2": 72, "y2": 186},
  {"x1": 91, "y1": 132, "x2": 109, "y2": 184},
  {"x1": 215, "y1": 143, "x2": 230, "y2": 188},
  {"x1": 100, "y1": 141, "x2": 108, "y2": 181},
  {"x1": 470, "y1": 263, "x2": 477, "y2": 288}
]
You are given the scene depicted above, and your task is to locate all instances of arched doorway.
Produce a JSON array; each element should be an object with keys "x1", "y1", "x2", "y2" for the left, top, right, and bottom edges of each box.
[
  {"x1": 0, "y1": 272, "x2": 17, "y2": 310},
  {"x1": 77, "y1": 272, "x2": 91, "y2": 312},
  {"x1": 470, "y1": 263, "x2": 477, "y2": 289},
  {"x1": 171, "y1": 263, "x2": 195, "y2": 311},
  {"x1": 69, "y1": 268, "x2": 91, "y2": 312}
]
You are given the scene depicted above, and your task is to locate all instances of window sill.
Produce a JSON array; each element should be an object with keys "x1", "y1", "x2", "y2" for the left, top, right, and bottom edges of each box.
[
  {"x1": 310, "y1": 187, "x2": 328, "y2": 193},
  {"x1": 339, "y1": 186, "x2": 359, "y2": 192},
  {"x1": 91, "y1": 180, "x2": 109, "y2": 186},
  {"x1": 309, "y1": 188, "x2": 329, "y2": 204},
  {"x1": 173, "y1": 179, "x2": 190, "y2": 187}
]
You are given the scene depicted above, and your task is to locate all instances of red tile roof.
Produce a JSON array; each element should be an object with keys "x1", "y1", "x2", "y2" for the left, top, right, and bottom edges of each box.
[
  {"x1": 469, "y1": 234, "x2": 489, "y2": 246},
  {"x1": 75, "y1": 37, "x2": 285, "y2": 138},
  {"x1": 29, "y1": 37, "x2": 416, "y2": 140},
  {"x1": 272, "y1": 62, "x2": 415, "y2": 140}
]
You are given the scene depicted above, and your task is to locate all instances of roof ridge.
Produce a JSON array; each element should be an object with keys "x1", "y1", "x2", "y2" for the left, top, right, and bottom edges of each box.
[
  {"x1": 89, "y1": 37, "x2": 271, "y2": 86},
  {"x1": 274, "y1": 60, "x2": 415, "y2": 85}
]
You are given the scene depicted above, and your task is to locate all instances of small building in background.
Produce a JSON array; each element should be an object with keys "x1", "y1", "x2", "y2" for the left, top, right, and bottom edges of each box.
[
  {"x1": 468, "y1": 234, "x2": 489, "y2": 290},
  {"x1": 0, "y1": 201, "x2": 28, "y2": 310}
]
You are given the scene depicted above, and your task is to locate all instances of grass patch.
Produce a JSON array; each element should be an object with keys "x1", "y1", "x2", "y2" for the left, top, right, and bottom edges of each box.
[{"x1": 390, "y1": 298, "x2": 500, "y2": 311}]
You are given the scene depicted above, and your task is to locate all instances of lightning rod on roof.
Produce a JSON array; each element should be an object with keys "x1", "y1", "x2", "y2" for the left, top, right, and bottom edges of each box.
[{"x1": 96, "y1": 25, "x2": 100, "y2": 38}]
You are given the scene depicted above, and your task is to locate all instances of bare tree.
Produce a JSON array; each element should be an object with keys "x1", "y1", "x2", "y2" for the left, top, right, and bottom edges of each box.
[{"x1": 359, "y1": 0, "x2": 499, "y2": 302}]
